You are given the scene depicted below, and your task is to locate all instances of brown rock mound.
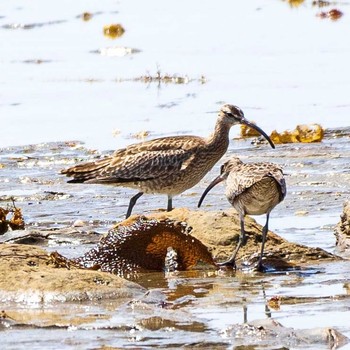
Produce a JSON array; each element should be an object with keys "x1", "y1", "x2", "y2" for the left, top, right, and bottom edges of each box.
[
  {"x1": 0, "y1": 244, "x2": 145, "y2": 303},
  {"x1": 146, "y1": 208, "x2": 338, "y2": 267},
  {"x1": 0, "y1": 208, "x2": 339, "y2": 303}
]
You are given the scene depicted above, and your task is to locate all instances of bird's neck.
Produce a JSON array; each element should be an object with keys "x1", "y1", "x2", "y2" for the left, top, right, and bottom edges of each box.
[{"x1": 207, "y1": 117, "x2": 231, "y2": 152}]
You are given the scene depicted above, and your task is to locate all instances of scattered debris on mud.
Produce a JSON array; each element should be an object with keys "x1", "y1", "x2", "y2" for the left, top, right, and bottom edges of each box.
[{"x1": 134, "y1": 70, "x2": 207, "y2": 85}]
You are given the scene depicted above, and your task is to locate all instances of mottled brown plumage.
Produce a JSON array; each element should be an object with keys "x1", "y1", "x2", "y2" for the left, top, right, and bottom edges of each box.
[
  {"x1": 61, "y1": 104, "x2": 275, "y2": 218},
  {"x1": 198, "y1": 157, "x2": 286, "y2": 271}
]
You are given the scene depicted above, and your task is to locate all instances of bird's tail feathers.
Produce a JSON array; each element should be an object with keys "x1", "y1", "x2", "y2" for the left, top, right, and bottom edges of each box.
[{"x1": 61, "y1": 156, "x2": 112, "y2": 183}]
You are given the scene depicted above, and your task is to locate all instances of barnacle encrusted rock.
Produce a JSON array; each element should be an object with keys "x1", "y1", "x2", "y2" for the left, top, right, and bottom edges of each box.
[{"x1": 74, "y1": 216, "x2": 215, "y2": 276}]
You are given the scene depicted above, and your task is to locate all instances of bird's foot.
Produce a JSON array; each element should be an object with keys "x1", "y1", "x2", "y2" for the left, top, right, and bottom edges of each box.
[
  {"x1": 216, "y1": 258, "x2": 237, "y2": 270},
  {"x1": 241, "y1": 256, "x2": 268, "y2": 273},
  {"x1": 254, "y1": 262, "x2": 268, "y2": 273}
]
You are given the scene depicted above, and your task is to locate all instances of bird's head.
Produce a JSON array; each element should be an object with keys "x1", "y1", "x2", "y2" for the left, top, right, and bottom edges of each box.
[
  {"x1": 197, "y1": 157, "x2": 243, "y2": 208},
  {"x1": 220, "y1": 104, "x2": 245, "y2": 124},
  {"x1": 219, "y1": 104, "x2": 275, "y2": 149},
  {"x1": 220, "y1": 157, "x2": 243, "y2": 174}
]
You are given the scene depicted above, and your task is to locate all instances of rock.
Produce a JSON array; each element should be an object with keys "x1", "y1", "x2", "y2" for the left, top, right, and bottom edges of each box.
[
  {"x1": 0, "y1": 208, "x2": 339, "y2": 304},
  {"x1": 71, "y1": 209, "x2": 339, "y2": 276},
  {"x1": 334, "y1": 200, "x2": 350, "y2": 257},
  {"x1": 0, "y1": 227, "x2": 101, "y2": 246},
  {"x1": 224, "y1": 318, "x2": 349, "y2": 348},
  {"x1": 0, "y1": 244, "x2": 145, "y2": 303},
  {"x1": 72, "y1": 219, "x2": 85, "y2": 227},
  {"x1": 71, "y1": 208, "x2": 338, "y2": 277},
  {"x1": 146, "y1": 208, "x2": 338, "y2": 267},
  {"x1": 74, "y1": 216, "x2": 215, "y2": 277}
]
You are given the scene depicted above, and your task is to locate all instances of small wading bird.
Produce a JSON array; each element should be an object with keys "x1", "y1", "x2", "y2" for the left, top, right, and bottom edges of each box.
[
  {"x1": 61, "y1": 104, "x2": 275, "y2": 218},
  {"x1": 198, "y1": 157, "x2": 286, "y2": 271}
]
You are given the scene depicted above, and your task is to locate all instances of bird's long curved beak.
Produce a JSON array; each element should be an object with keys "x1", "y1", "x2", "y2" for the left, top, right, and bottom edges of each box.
[
  {"x1": 242, "y1": 119, "x2": 275, "y2": 149},
  {"x1": 198, "y1": 175, "x2": 226, "y2": 208}
]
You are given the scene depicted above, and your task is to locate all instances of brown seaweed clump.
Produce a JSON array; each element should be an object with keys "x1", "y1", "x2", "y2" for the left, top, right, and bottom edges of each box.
[
  {"x1": 73, "y1": 217, "x2": 215, "y2": 277},
  {"x1": 241, "y1": 123, "x2": 324, "y2": 144},
  {"x1": 103, "y1": 24, "x2": 125, "y2": 39},
  {"x1": 0, "y1": 203, "x2": 25, "y2": 235},
  {"x1": 240, "y1": 123, "x2": 262, "y2": 138},
  {"x1": 317, "y1": 9, "x2": 343, "y2": 20},
  {"x1": 81, "y1": 12, "x2": 92, "y2": 21},
  {"x1": 286, "y1": 0, "x2": 305, "y2": 7},
  {"x1": 270, "y1": 124, "x2": 324, "y2": 144}
]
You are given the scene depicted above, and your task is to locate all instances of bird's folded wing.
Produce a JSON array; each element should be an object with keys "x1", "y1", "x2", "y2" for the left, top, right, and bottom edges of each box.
[
  {"x1": 227, "y1": 163, "x2": 285, "y2": 197},
  {"x1": 112, "y1": 135, "x2": 204, "y2": 156},
  {"x1": 89, "y1": 148, "x2": 196, "y2": 183}
]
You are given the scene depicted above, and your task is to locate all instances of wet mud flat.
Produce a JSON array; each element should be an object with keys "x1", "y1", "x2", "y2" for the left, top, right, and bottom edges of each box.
[{"x1": 0, "y1": 128, "x2": 350, "y2": 349}]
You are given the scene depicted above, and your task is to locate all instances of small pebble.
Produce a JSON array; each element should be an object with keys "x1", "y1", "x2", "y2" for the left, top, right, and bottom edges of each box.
[{"x1": 72, "y1": 220, "x2": 85, "y2": 227}]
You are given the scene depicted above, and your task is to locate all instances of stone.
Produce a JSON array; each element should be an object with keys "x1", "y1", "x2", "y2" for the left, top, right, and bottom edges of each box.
[{"x1": 0, "y1": 244, "x2": 145, "y2": 303}]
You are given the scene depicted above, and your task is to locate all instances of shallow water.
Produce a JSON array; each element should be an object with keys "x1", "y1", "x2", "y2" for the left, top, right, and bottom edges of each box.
[
  {"x1": 1, "y1": 0, "x2": 350, "y2": 349},
  {"x1": 1, "y1": 0, "x2": 350, "y2": 150},
  {"x1": 2, "y1": 264, "x2": 350, "y2": 349}
]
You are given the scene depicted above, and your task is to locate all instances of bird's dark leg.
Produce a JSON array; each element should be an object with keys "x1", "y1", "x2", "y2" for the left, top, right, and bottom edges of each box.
[
  {"x1": 167, "y1": 195, "x2": 173, "y2": 212},
  {"x1": 218, "y1": 212, "x2": 247, "y2": 269},
  {"x1": 126, "y1": 192, "x2": 144, "y2": 218},
  {"x1": 256, "y1": 212, "x2": 270, "y2": 272},
  {"x1": 243, "y1": 300, "x2": 248, "y2": 323},
  {"x1": 263, "y1": 287, "x2": 272, "y2": 318}
]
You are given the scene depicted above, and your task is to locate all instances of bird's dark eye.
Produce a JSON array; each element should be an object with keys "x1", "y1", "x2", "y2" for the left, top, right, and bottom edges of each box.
[{"x1": 224, "y1": 111, "x2": 234, "y2": 118}]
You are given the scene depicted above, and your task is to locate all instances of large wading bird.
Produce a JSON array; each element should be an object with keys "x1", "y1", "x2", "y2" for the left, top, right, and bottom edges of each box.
[{"x1": 62, "y1": 104, "x2": 275, "y2": 218}]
